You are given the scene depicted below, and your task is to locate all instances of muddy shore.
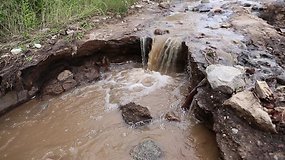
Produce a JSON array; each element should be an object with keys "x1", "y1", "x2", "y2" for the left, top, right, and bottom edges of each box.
[{"x1": 1, "y1": 0, "x2": 285, "y2": 159}]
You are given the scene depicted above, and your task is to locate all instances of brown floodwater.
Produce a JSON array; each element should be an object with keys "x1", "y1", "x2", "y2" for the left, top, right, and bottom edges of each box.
[{"x1": 0, "y1": 62, "x2": 219, "y2": 160}]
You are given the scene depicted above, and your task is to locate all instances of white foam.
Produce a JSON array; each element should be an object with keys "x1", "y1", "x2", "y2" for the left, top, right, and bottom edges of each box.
[{"x1": 99, "y1": 68, "x2": 174, "y2": 109}]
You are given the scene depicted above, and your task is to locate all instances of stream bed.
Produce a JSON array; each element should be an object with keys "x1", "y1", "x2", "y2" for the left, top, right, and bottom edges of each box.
[{"x1": 0, "y1": 62, "x2": 218, "y2": 160}]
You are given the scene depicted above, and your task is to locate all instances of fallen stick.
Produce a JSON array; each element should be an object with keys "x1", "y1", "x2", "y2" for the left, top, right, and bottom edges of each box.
[{"x1": 181, "y1": 78, "x2": 207, "y2": 110}]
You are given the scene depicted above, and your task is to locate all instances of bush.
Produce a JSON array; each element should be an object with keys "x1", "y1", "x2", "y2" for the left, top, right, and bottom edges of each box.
[{"x1": 0, "y1": 0, "x2": 135, "y2": 40}]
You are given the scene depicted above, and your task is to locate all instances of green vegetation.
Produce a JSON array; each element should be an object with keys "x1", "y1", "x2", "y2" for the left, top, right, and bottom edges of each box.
[{"x1": 0, "y1": 0, "x2": 136, "y2": 41}]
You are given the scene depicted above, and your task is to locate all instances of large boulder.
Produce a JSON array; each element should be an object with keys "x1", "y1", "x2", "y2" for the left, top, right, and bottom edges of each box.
[
  {"x1": 206, "y1": 64, "x2": 245, "y2": 94},
  {"x1": 120, "y1": 102, "x2": 152, "y2": 126},
  {"x1": 224, "y1": 90, "x2": 276, "y2": 133},
  {"x1": 130, "y1": 140, "x2": 163, "y2": 160}
]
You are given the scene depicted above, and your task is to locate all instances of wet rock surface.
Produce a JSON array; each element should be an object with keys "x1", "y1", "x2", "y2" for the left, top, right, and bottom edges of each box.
[
  {"x1": 120, "y1": 102, "x2": 152, "y2": 126},
  {"x1": 164, "y1": 111, "x2": 180, "y2": 122},
  {"x1": 130, "y1": 140, "x2": 163, "y2": 160}
]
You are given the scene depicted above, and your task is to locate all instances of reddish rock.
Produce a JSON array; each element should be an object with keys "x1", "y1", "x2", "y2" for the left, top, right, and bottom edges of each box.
[{"x1": 62, "y1": 79, "x2": 77, "y2": 91}]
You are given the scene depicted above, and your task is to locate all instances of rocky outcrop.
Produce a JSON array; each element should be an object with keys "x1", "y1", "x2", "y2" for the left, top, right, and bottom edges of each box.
[
  {"x1": 120, "y1": 102, "x2": 152, "y2": 126},
  {"x1": 224, "y1": 90, "x2": 276, "y2": 133},
  {"x1": 192, "y1": 84, "x2": 285, "y2": 160},
  {"x1": 206, "y1": 64, "x2": 245, "y2": 94},
  {"x1": 130, "y1": 140, "x2": 163, "y2": 160}
]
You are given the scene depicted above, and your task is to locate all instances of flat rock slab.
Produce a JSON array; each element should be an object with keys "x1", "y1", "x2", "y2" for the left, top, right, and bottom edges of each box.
[
  {"x1": 255, "y1": 81, "x2": 273, "y2": 101},
  {"x1": 120, "y1": 102, "x2": 152, "y2": 126},
  {"x1": 206, "y1": 64, "x2": 245, "y2": 94},
  {"x1": 130, "y1": 140, "x2": 163, "y2": 160},
  {"x1": 224, "y1": 90, "x2": 276, "y2": 133}
]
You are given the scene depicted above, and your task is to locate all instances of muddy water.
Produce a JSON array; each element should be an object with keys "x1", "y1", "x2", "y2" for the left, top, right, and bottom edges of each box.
[{"x1": 0, "y1": 62, "x2": 218, "y2": 160}]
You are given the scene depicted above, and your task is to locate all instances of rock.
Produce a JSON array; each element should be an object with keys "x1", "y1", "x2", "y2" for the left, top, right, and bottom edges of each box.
[
  {"x1": 57, "y1": 70, "x2": 73, "y2": 82},
  {"x1": 220, "y1": 23, "x2": 232, "y2": 29},
  {"x1": 62, "y1": 79, "x2": 77, "y2": 91},
  {"x1": 245, "y1": 67, "x2": 255, "y2": 75},
  {"x1": 243, "y1": 3, "x2": 251, "y2": 7},
  {"x1": 65, "y1": 29, "x2": 75, "y2": 35},
  {"x1": 17, "y1": 90, "x2": 28, "y2": 102},
  {"x1": 212, "y1": 8, "x2": 223, "y2": 14},
  {"x1": 11, "y1": 48, "x2": 22, "y2": 55},
  {"x1": 44, "y1": 80, "x2": 64, "y2": 95},
  {"x1": 120, "y1": 102, "x2": 152, "y2": 126},
  {"x1": 231, "y1": 128, "x2": 238, "y2": 134},
  {"x1": 280, "y1": 28, "x2": 285, "y2": 33},
  {"x1": 154, "y1": 29, "x2": 169, "y2": 35},
  {"x1": 201, "y1": 0, "x2": 210, "y2": 3},
  {"x1": 255, "y1": 81, "x2": 274, "y2": 101},
  {"x1": 193, "y1": 4, "x2": 212, "y2": 12},
  {"x1": 84, "y1": 68, "x2": 100, "y2": 82},
  {"x1": 0, "y1": 91, "x2": 18, "y2": 112},
  {"x1": 224, "y1": 91, "x2": 276, "y2": 133},
  {"x1": 277, "y1": 73, "x2": 285, "y2": 85},
  {"x1": 165, "y1": 111, "x2": 180, "y2": 122},
  {"x1": 34, "y1": 43, "x2": 42, "y2": 49},
  {"x1": 130, "y1": 140, "x2": 162, "y2": 160},
  {"x1": 206, "y1": 64, "x2": 245, "y2": 94},
  {"x1": 251, "y1": 4, "x2": 264, "y2": 11},
  {"x1": 158, "y1": 2, "x2": 170, "y2": 9},
  {"x1": 135, "y1": 5, "x2": 143, "y2": 9}
]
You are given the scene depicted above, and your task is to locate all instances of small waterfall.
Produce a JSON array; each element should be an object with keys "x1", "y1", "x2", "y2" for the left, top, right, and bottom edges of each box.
[
  {"x1": 147, "y1": 36, "x2": 185, "y2": 74},
  {"x1": 140, "y1": 37, "x2": 147, "y2": 69}
]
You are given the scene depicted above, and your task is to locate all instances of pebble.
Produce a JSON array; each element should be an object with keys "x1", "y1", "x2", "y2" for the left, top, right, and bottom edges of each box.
[
  {"x1": 232, "y1": 128, "x2": 238, "y2": 134},
  {"x1": 11, "y1": 48, "x2": 22, "y2": 55},
  {"x1": 34, "y1": 43, "x2": 42, "y2": 49}
]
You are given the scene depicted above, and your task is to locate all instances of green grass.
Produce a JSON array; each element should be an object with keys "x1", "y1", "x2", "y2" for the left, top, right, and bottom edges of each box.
[{"x1": 0, "y1": 0, "x2": 136, "y2": 42}]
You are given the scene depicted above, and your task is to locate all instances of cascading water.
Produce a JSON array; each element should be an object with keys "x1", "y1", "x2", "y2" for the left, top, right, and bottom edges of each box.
[
  {"x1": 147, "y1": 36, "x2": 185, "y2": 74},
  {"x1": 140, "y1": 37, "x2": 147, "y2": 69}
]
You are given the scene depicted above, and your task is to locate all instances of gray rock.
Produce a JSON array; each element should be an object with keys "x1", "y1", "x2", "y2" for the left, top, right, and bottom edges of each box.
[
  {"x1": 277, "y1": 73, "x2": 285, "y2": 85},
  {"x1": 201, "y1": 0, "x2": 210, "y2": 3},
  {"x1": 120, "y1": 102, "x2": 152, "y2": 126},
  {"x1": 130, "y1": 140, "x2": 162, "y2": 160},
  {"x1": 57, "y1": 70, "x2": 73, "y2": 82},
  {"x1": 224, "y1": 91, "x2": 276, "y2": 133},
  {"x1": 206, "y1": 64, "x2": 245, "y2": 94},
  {"x1": 158, "y1": 2, "x2": 170, "y2": 9},
  {"x1": 193, "y1": 4, "x2": 212, "y2": 12}
]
